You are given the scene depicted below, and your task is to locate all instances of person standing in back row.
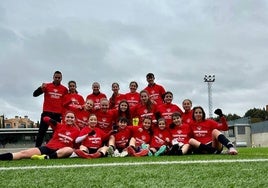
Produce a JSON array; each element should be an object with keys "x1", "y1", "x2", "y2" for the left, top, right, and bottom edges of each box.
[
  {"x1": 33, "y1": 71, "x2": 68, "y2": 147},
  {"x1": 86, "y1": 82, "x2": 107, "y2": 110},
  {"x1": 144, "y1": 73, "x2": 166, "y2": 105}
]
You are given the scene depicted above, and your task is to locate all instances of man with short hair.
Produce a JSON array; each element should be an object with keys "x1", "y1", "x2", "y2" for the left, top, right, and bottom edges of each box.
[
  {"x1": 144, "y1": 73, "x2": 166, "y2": 105},
  {"x1": 33, "y1": 71, "x2": 68, "y2": 147}
]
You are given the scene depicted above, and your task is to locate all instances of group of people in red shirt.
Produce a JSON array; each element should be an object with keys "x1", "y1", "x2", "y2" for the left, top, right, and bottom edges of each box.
[{"x1": 0, "y1": 71, "x2": 237, "y2": 161}]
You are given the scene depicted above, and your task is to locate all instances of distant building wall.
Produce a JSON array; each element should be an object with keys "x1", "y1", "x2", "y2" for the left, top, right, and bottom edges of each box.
[
  {"x1": 3, "y1": 116, "x2": 36, "y2": 128},
  {"x1": 252, "y1": 133, "x2": 268, "y2": 147}
]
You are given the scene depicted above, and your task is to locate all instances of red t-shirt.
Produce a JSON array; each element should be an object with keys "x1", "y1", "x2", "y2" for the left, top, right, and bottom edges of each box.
[
  {"x1": 190, "y1": 117, "x2": 228, "y2": 144},
  {"x1": 79, "y1": 126, "x2": 109, "y2": 149},
  {"x1": 150, "y1": 127, "x2": 171, "y2": 148},
  {"x1": 42, "y1": 83, "x2": 68, "y2": 113},
  {"x1": 144, "y1": 84, "x2": 166, "y2": 105},
  {"x1": 182, "y1": 110, "x2": 193, "y2": 124},
  {"x1": 45, "y1": 123, "x2": 80, "y2": 150},
  {"x1": 86, "y1": 93, "x2": 107, "y2": 110},
  {"x1": 132, "y1": 103, "x2": 157, "y2": 126},
  {"x1": 95, "y1": 109, "x2": 114, "y2": 133},
  {"x1": 124, "y1": 92, "x2": 140, "y2": 107},
  {"x1": 114, "y1": 126, "x2": 132, "y2": 149},
  {"x1": 156, "y1": 103, "x2": 183, "y2": 126},
  {"x1": 169, "y1": 123, "x2": 192, "y2": 144},
  {"x1": 129, "y1": 126, "x2": 151, "y2": 147},
  {"x1": 109, "y1": 93, "x2": 126, "y2": 109},
  {"x1": 62, "y1": 93, "x2": 85, "y2": 115}
]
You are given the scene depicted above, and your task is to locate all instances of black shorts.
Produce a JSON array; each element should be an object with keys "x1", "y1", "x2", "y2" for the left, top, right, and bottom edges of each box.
[
  {"x1": 87, "y1": 148, "x2": 98, "y2": 154},
  {"x1": 38, "y1": 146, "x2": 57, "y2": 155},
  {"x1": 193, "y1": 142, "x2": 223, "y2": 154}
]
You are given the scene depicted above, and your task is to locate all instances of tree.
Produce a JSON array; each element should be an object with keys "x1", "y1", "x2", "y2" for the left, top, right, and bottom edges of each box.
[
  {"x1": 244, "y1": 107, "x2": 268, "y2": 123},
  {"x1": 226, "y1": 113, "x2": 241, "y2": 121}
]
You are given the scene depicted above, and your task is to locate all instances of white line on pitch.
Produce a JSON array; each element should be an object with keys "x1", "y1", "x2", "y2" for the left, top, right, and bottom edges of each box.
[{"x1": 1, "y1": 158, "x2": 268, "y2": 171}]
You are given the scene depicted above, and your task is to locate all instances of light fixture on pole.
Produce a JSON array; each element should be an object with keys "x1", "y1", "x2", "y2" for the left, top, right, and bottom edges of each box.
[{"x1": 204, "y1": 75, "x2": 215, "y2": 118}]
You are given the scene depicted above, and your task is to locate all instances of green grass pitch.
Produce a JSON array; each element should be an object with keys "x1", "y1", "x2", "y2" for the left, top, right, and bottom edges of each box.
[{"x1": 1, "y1": 147, "x2": 268, "y2": 187}]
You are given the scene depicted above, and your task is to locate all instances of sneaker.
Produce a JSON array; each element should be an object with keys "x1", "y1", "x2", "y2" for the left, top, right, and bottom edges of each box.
[
  {"x1": 228, "y1": 147, "x2": 238, "y2": 155},
  {"x1": 141, "y1": 143, "x2": 149, "y2": 149},
  {"x1": 114, "y1": 149, "x2": 120, "y2": 157},
  {"x1": 127, "y1": 146, "x2": 136, "y2": 156},
  {"x1": 120, "y1": 150, "x2": 128, "y2": 157},
  {"x1": 148, "y1": 150, "x2": 153, "y2": 157},
  {"x1": 155, "y1": 145, "x2": 167, "y2": 156},
  {"x1": 31, "y1": 154, "x2": 47, "y2": 160},
  {"x1": 107, "y1": 146, "x2": 114, "y2": 157},
  {"x1": 75, "y1": 149, "x2": 91, "y2": 159},
  {"x1": 134, "y1": 149, "x2": 149, "y2": 157},
  {"x1": 69, "y1": 152, "x2": 78, "y2": 158}
]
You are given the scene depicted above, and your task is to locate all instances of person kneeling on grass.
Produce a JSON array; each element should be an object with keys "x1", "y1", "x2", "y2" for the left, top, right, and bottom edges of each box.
[
  {"x1": 107, "y1": 117, "x2": 132, "y2": 157},
  {"x1": 188, "y1": 106, "x2": 238, "y2": 155},
  {"x1": 0, "y1": 112, "x2": 80, "y2": 160},
  {"x1": 74, "y1": 114, "x2": 111, "y2": 159},
  {"x1": 142, "y1": 118, "x2": 171, "y2": 156},
  {"x1": 167, "y1": 112, "x2": 192, "y2": 155}
]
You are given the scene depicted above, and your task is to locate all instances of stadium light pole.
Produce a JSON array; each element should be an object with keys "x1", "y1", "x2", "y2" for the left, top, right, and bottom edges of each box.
[{"x1": 204, "y1": 75, "x2": 215, "y2": 118}]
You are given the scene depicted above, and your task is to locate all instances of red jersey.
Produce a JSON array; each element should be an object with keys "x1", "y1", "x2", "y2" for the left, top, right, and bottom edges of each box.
[
  {"x1": 190, "y1": 117, "x2": 228, "y2": 144},
  {"x1": 182, "y1": 110, "x2": 193, "y2": 124},
  {"x1": 79, "y1": 126, "x2": 110, "y2": 149},
  {"x1": 74, "y1": 109, "x2": 91, "y2": 130},
  {"x1": 132, "y1": 103, "x2": 157, "y2": 126},
  {"x1": 156, "y1": 103, "x2": 183, "y2": 126},
  {"x1": 110, "y1": 108, "x2": 132, "y2": 125},
  {"x1": 114, "y1": 126, "x2": 132, "y2": 149},
  {"x1": 124, "y1": 92, "x2": 140, "y2": 107},
  {"x1": 62, "y1": 93, "x2": 85, "y2": 115},
  {"x1": 150, "y1": 127, "x2": 171, "y2": 148},
  {"x1": 109, "y1": 94, "x2": 126, "y2": 109},
  {"x1": 169, "y1": 123, "x2": 192, "y2": 144},
  {"x1": 86, "y1": 92, "x2": 107, "y2": 110},
  {"x1": 42, "y1": 83, "x2": 68, "y2": 113},
  {"x1": 95, "y1": 109, "x2": 114, "y2": 133},
  {"x1": 67, "y1": 105, "x2": 94, "y2": 130},
  {"x1": 144, "y1": 84, "x2": 165, "y2": 105},
  {"x1": 45, "y1": 123, "x2": 80, "y2": 150},
  {"x1": 129, "y1": 126, "x2": 151, "y2": 147}
]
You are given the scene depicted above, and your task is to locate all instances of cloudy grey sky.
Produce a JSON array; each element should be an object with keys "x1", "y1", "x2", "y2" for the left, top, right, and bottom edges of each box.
[{"x1": 1, "y1": 0, "x2": 268, "y2": 122}]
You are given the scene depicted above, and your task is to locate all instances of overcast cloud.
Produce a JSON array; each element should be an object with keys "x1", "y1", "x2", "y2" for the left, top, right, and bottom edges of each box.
[{"x1": 1, "y1": 0, "x2": 268, "y2": 122}]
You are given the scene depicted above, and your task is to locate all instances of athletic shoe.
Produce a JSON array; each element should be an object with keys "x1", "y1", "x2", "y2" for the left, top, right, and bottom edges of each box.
[
  {"x1": 69, "y1": 152, "x2": 78, "y2": 158},
  {"x1": 31, "y1": 154, "x2": 47, "y2": 160},
  {"x1": 107, "y1": 146, "x2": 114, "y2": 157},
  {"x1": 127, "y1": 146, "x2": 136, "y2": 156},
  {"x1": 141, "y1": 143, "x2": 149, "y2": 149},
  {"x1": 148, "y1": 150, "x2": 153, "y2": 157},
  {"x1": 89, "y1": 152, "x2": 102, "y2": 158},
  {"x1": 228, "y1": 147, "x2": 238, "y2": 155},
  {"x1": 75, "y1": 149, "x2": 91, "y2": 159},
  {"x1": 114, "y1": 149, "x2": 120, "y2": 157},
  {"x1": 134, "y1": 149, "x2": 149, "y2": 157},
  {"x1": 120, "y1": 150, "x2": 128, "y2": 157},
  {"x1": 155, "y1": 145, "x2": 167, "y2": 156}
]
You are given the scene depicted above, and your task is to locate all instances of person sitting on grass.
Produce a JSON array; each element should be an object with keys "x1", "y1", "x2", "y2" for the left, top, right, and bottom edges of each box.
[
  {"x1": 0, "y1": 111, "x2": 80, "y2": 160},
  {"x1": 107, "y1": 117, "x2": 132, "y2": 157},
  {"x1": 142, "y1": 118, "x2": 171, "y2": 156},
  {"x1": 167, "y1": 112, "x2": 192, "y2": 155},
  {"x1": 188, "y1": 106, "x2": 238, "y2": 155},
  {"x1": 74, "y1": 114, "x2": 111, "y2": 159},
  {"x1": 126, "y1": 116, "x2": 153, "y2": 157}
]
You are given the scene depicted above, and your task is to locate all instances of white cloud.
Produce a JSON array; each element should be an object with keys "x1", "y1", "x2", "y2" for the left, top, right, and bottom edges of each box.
[{"x1": 1, "y1": 0, "x2": 268, "y2": 122}]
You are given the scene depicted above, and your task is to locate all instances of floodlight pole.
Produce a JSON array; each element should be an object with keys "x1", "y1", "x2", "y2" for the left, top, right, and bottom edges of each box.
[{"x1": 204, "y1": 75, "x2": 215, "y2": 118}]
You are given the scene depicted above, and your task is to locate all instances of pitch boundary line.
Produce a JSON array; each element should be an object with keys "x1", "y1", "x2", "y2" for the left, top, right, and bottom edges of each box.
[{"x1": 1, "y1": 158, "x2": 268, "y2": 171}]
